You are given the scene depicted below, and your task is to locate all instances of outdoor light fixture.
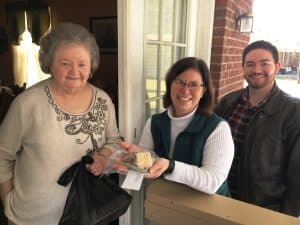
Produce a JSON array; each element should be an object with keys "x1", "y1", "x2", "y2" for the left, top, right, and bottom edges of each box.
[{"x1": 236, "y1": 12, "x2": 253, "y2": 33}]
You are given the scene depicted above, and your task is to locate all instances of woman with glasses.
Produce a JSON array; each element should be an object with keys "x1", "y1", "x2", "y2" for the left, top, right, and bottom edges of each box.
[{"x1": 122, "y1": 57, "x2": 234, "y2": 195}]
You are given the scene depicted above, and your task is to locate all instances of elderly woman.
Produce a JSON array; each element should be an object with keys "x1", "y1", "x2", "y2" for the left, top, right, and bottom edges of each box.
[
  {"x1": 0, "y1": 23, "x2": 121, "y2": 225},
  {"x1": 122, "y1": 57, "x2": 234, "y2": 195}
]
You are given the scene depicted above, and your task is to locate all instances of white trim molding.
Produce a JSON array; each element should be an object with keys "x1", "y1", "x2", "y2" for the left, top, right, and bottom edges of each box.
[
  {"x1": 191, "y1": 0, "x2": 215, "y2": 65},
  {"x1": 117, "y1": 1, "x2": 145, "y2": 225}
]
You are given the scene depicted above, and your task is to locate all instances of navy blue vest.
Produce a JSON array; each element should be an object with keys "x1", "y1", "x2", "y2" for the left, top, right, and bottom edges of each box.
[{"x1": 151, "y1": 111, "x2": 229, "y2": 195}]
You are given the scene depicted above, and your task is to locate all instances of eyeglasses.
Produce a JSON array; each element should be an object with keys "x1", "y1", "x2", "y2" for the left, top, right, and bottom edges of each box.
[{"x1": 173, "y1": 79, "x2": 205, "y2": 90}]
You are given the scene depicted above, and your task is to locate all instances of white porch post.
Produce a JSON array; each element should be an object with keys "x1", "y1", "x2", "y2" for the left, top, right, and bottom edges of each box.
[{"x1": 117, "y1": 0, "x2": 145, "y2": 225}]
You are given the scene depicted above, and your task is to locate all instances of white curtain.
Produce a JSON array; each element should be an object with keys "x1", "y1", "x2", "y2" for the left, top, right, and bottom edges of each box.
[{"x1": 12, "y1": 30, "x2": 50, "y2": 88}]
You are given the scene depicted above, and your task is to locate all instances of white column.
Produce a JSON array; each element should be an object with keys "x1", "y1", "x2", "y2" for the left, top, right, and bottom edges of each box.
[{"x1": 117, "y1": 0, "x2": 145, "y2": 225}]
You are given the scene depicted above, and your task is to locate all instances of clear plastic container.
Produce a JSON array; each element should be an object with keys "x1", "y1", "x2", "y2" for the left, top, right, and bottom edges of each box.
[{"x1": 108, "y1": 149, "x2": 158, "y2": 173}]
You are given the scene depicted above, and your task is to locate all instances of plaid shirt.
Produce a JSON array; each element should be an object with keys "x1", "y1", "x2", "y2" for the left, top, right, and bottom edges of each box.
[{"x1": 227, "y1": 88, "x2": 271, "y2": 197}]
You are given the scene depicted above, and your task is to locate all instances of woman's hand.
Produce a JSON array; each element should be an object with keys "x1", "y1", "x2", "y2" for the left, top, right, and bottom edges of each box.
[
  {"x1": 120, "y1": 141, "x2": 141, "y2": 153},
  {"x1": 0, "y1": 178, "x2": 13, "y2": 204},
  {"x1": 86, "y1": 148, "x2": 111, "y2": 176},
  {"x1": 145, "y1": 158, "x2": 170, "y2": 179}
]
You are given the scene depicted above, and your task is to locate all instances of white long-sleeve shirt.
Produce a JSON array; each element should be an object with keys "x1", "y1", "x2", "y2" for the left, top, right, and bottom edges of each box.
[{"x1": 139, "y1": 107, "x2": 234, "y2": 194}]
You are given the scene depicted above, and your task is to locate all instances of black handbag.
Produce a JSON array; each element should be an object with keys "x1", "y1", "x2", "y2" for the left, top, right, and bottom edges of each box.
[{"x1": 57, "y1": 155, "x2": 132, "y2": 225}]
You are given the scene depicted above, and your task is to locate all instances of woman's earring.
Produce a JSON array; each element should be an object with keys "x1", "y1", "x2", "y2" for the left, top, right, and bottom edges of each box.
[{"x1": 89, "y1": 74, "x2": 93, "y2": 79}]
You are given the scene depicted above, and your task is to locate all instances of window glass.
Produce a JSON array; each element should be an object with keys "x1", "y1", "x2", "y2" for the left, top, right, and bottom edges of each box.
[
  {"x1": 146, "y1": 0, "x2": 160, "y2": 40},
  {"x1": 146, "y1": 79, "x2": 158, "y2": 99},
  {"x1": 161, "y1": 0, "x2": 174, "y2": 42},
  {"x1": 146, "y1": 44, "x2": 159, "y2": 99},
  {"x1": 175, "y1": 0, "x2": 187, "y2": 43},
  {"x1": 145, "y1": 99, "x2": 158, "y2": 119},
  {"x1": 174, "y1": 46, "x2": 186, "y2": 61},
  {"x1": 160, "y1": 45, "x2": 172, "y2": 79},
  {"x1": 145, "y1": 0, "x2": 188, "y2": 119},
  {"x1": 146, "y1": 44, "x2": 159, "y2": 79}
]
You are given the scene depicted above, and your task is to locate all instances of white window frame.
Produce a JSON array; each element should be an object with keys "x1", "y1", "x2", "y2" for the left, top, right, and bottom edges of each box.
[
  {"x1": 144, "y1": 0, "x2": 189, "y2": 117},
  {"x1": 117, "y1": 1, "x2": 215, "y2": 225},
  {"x1": 195, "y1": 0, "x2": 216, "y2": 64},
  {"x1": 118, "y1": 1, "x2": 145, "y2": 225}
]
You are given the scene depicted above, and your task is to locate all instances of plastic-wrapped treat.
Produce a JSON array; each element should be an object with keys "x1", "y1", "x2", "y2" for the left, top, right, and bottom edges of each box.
[{"x1": 108, "y1": 149, "x2": 157, "y2": 173}]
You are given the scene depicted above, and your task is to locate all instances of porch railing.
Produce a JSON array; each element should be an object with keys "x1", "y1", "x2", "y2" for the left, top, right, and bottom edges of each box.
[{"x1": 145, "y1": 179, "x2": 300, "y2": 225}]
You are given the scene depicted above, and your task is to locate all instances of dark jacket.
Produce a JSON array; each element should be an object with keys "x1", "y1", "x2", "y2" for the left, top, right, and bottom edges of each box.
[
  {"x1": 215, "y1": 84, "x2": 300, "y2": 217},
  {"x1": 151, "y1": 111, "x2": 229, "y2": 195}
]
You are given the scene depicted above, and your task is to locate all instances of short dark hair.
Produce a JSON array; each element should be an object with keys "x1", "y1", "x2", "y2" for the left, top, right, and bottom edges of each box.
[
  {"x1": 39, "y1": 23, "x2": 100, "y2": 74},
  {"x1": 163, "y1": 57, "x2": 214, "y2": 115},
  {"x1": 242, "y1": 40, "x2": 279, "y2": 65}
]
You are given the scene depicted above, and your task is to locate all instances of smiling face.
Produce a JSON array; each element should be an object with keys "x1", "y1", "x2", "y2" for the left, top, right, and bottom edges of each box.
[
  {"x1": 243, "y1": 48, "x2": 281, "y2": 91},
  {"x1": 50, "y1": 44, "x2": 91, "y2": 93},
  {"x1": 170, "y1": 69, "x2": 206, "y2": 117}
]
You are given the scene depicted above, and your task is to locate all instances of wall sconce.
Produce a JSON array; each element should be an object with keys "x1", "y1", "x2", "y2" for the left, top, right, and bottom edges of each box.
[{"x1": 236, "y1": 12, "x2": 253, "y2": 33}]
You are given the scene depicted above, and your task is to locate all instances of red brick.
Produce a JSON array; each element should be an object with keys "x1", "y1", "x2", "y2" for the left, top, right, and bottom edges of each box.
[{"x1": 212, "y1": 0, "x2": 254, "y2": 99}]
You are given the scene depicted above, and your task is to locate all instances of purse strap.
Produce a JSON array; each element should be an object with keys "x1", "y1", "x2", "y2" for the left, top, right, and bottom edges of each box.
[{"x1": 57, "y1": 155, "x2": 94, "y2": 186}]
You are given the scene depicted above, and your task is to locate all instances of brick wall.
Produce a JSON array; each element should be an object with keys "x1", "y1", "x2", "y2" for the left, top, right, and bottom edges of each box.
[{"x1": 211, "y1": 0, "x2": 254, "y2": 100}]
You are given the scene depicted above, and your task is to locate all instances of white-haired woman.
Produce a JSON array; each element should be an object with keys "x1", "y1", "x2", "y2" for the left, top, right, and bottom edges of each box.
[{"x1": 0, "y1": 23, "x2": 121, "y2": 225}]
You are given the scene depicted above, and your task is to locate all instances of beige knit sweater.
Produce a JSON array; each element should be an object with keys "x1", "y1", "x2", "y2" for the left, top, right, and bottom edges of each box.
[{"x1": 0, "y1": 78, "x2": 121, "y2": 225}]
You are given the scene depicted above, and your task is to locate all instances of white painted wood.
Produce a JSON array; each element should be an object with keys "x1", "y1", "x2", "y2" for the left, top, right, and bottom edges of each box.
[
  {"x1": 117, "y1": 1, "x2": 216, "y2": 225},
  {"x1": 117, "y1": 1, "x2": 145, "y2": 225},
  {"x1": 194, "y1": 0, "x2": 216, "y2": 65}
]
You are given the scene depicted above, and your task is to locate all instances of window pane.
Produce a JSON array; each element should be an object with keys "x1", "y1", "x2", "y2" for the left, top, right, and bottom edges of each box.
[
  {"x1": 146, "y1": 44, "x2": 159, "y2": 79},
  {"x1": 174, "y1": 46, "x2": 185, "y2": 62},
  {"x1": 161, "y1": 0, "x2": 174, "y2": 41},
  {"x1": 146, "y1": 79, "x2": 158, "y2": 99},
  {"x1": 145, "y1": 100, "x2": 158, "y2": 119},
  {"x1": 146, "y1": 44, "x2": 159, "y2": 99},
  {"x1": 160, "y1": 45, "x2": 172, "y2": 79},
  {"x1": 160, "y1": 80, "x2": 166, "y2": 95},
  {"x1": 144, "y1": 0, "x2": 188, "y2": 119},
  {"x1": 159, "y1": 98, "x2": 165, "y2": 112},
  {"x1": 145, "y1": 101, "x2": 152, "y2": 120},
  {"x1": 175, "y1": 0, "x2": 187, "y2": 43},
  {"x1": 146, "y1": 0, "x2": 160, "y2": 40}
]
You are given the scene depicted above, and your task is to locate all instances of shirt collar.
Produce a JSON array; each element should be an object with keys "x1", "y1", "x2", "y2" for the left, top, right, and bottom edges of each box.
[
  {"x1": 242, "y1": 85, "x2": 274, "y2": 109},
  {"x1": 167, "y1": 105, "x2": 197, "y2": 120}
]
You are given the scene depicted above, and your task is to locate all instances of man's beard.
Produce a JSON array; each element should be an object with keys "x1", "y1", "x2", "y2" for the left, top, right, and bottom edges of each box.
[{"x1": 245, "y1": 72, "x2": 274, "y2": 89}]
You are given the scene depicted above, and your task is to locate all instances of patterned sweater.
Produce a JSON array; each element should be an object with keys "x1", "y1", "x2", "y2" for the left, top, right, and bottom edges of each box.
[{"x1": 0, "y1": 78, "x2": 121, "y2": 225}]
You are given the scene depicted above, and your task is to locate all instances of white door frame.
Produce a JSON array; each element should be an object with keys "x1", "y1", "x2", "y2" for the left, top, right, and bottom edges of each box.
[
  {"x1": 194, "y1": 0, "x2": 216, "y2": 65},
  {"x1": 117, "y1": 1, "x2": 145, "y2": 225}
]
